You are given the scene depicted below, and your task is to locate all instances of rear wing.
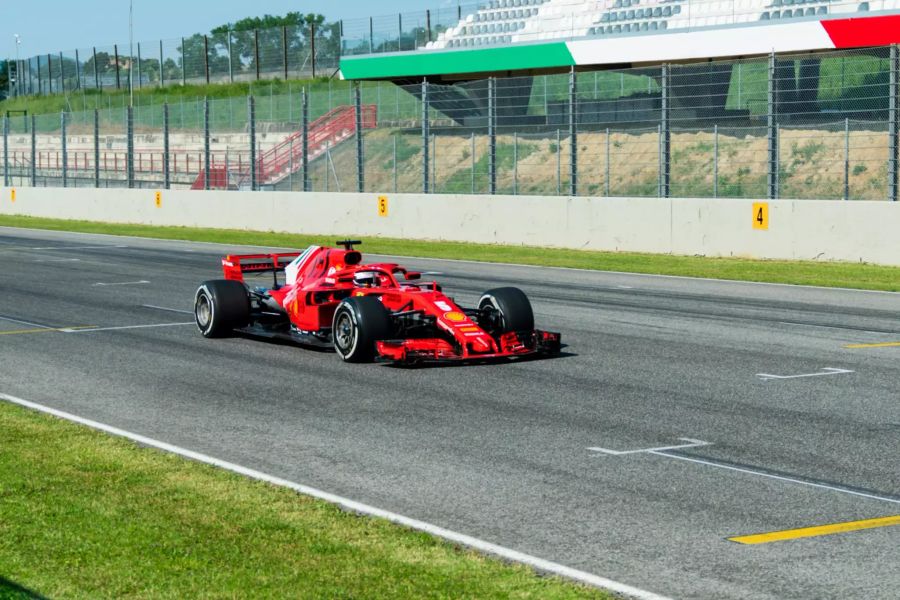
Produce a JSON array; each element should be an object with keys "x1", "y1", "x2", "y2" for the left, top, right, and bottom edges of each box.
[{"x1": 221, "y1": 253, "x2": 304, "y2": 284}]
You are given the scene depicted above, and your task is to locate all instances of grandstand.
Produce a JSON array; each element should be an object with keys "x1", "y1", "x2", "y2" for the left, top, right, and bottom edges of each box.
[
  {"x1": 424, "y1": 0, "x2": 899, "y2": 50},
  {"x1": 340, "y1": 0, "x2": 900, "y2": 82}
]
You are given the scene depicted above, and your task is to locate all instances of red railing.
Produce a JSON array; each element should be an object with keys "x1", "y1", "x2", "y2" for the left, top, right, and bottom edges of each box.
[
  {"x1": 192, "y1": 104, "x2": 377, "y2": 190},
  {"x1": 1, "y1": 105, "x2": 377, "y2": 189}
]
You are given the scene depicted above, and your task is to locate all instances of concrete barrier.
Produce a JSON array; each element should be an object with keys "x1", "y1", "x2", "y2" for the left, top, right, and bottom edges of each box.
[{"x1": 1, "y1": 186, "x2": 898, "y2": 266}]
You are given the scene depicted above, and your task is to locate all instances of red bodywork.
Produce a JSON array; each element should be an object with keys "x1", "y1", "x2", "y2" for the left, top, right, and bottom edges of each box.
[{"x1": 220, "y1": 244, "x2": 560, "y2": 364}]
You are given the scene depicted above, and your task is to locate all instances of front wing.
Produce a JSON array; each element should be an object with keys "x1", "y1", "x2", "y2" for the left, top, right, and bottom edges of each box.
[{"x1": 376, "y1": 330, "x2": 561, "y2": 364}]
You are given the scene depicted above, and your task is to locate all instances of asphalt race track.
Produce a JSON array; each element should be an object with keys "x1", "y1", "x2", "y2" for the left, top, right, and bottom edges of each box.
[{"x1": 1, "y1": 226, "x2": 898, "y2": 599}]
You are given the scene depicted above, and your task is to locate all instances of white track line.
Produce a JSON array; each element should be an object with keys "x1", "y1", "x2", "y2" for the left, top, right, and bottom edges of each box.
[
  {"x1": 756, "y1": 368, "x2": 853, "y2": 381},
  {"x1": 142, "y1": 305, "x2": 194, "y2": 315},
  {"x1": 93, "y1": 280, "x2": 150, "y2": 287},
  {"x1": 0, "y1": 315, "x2": 55, "y2": 330},
  {"x1": 31, "y1": 245, "x2": 128, "y2": 251},
  {"x1": 61, "y1": 323, "x2": 194, "y2": 333},
  {"x1": 652, "y1": 451, "x2": 900, "y2": 506},
  {"x1": 0, "y1": 392, "x2": 671, "y2": 600},
  {"x1": 588, "y1": 438, "x2": 711, "y2": 456}
]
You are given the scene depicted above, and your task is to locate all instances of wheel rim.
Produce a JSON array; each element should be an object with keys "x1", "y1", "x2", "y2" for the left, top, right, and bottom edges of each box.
[
  {"x1": 334, "y1": 311, "x2": 355, "y2": 355},
  {"x1": 196, "y1": 294, "x2": 212, "y2": 328},
  {"x1": 480, "y1": 298, "x2": 505, "y2": 333}
]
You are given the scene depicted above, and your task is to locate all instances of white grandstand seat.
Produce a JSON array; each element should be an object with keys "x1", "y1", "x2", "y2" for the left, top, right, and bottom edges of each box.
[{"x1": 421, "y1": 0, "x2": 888, "y2": 50}]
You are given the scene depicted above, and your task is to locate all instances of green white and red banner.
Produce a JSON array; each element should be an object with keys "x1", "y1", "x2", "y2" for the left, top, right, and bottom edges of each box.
[{"x1": 340, "y1": 14, "x2": 900, "y2": 80}]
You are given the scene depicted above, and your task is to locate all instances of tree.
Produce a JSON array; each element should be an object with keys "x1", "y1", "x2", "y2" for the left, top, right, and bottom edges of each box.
[{"x1": 209, "y1": 13, "x2": 331, "y2": 77}]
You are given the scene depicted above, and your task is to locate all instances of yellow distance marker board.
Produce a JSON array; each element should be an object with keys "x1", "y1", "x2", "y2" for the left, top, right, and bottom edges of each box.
[
  {"x1": 378, "y1": 195, "x2": 389, "y2": 217},
  {"x1": 155, "y1": 191, "x2": 162, "y2": 208},
  {"x1": 753, "y1": 202, "x2": 769, "y2": 230},
  {"x1": 10, "y1": 188, "x2": 16, "y2": 202}
]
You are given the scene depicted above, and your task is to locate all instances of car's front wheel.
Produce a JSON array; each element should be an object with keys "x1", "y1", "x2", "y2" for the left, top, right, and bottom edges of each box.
[
  {"x1": 478, "y1": 287, "x2": 534, "y2": 335},
  {"x1": 195, "y1": 280, "x2": 250, "y2": 338},
  {"x1": 332, "y1": 296, "x2": 393, "y2": 363}
]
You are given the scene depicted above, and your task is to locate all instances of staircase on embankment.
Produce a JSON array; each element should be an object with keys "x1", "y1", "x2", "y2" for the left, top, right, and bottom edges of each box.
[{"x1": 191, "y1": 105, "x2": 377, "y2": 190}]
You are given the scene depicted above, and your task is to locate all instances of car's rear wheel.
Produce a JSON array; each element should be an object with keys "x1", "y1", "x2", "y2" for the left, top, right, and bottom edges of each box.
[
  {"x1": 332, "y1": 296, "x2": 393, "y2": 363},
  {"x1": 195, "y1": 280, "x2": 250, "y2": 338},
  {"x1": 478, "y1": 287, "x2": 534, "y2": 335}
]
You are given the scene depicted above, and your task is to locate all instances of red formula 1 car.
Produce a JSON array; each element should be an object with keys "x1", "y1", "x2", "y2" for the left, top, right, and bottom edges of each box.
[{"x1": 193, "y1": 240, "x2": 561, "y2": 364}]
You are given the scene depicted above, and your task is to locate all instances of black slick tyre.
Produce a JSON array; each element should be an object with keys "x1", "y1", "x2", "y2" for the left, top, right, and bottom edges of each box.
[
  {"x1": 332, "y1": 296, "x2": 393, "y2": 363},
  {"x1": 195, "y1": 280, "x2": 250, "y2": 338},
  {"x1": 478, "y1": 287, "x2": 534, "y2": 334}
]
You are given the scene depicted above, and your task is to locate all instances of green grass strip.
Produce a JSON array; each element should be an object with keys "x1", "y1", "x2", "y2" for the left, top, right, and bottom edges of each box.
[
  {"x1": 1, "y1": 214, "x2": 898, "y2": 292},
  {"x1": 0, "y1": 401, "x2": 609, "y2": 599}
]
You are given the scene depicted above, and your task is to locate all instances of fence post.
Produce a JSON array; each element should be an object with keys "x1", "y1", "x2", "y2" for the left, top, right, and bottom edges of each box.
[
  {"x1": 890, "y1": 44, "x2": 898, "y2": 202},
  {"x1": 249, "y1": 96, "x2": 257, "y2": 191},
  {"x1": 204, "y1": 36, "x2": 210, "y2": 84},
  {"x1": 2, "y1": 115, "x2": 8, "y2": 188},
  {"x1": 432, "y1": 134, "x2": 437, "y2": 193},
  {"x1": 394, "y1": 135, "x2": 398, "y2": 193},
  {"x1": 557, "y1": 128, "x2": 562, "y2": 195},
  {"x1": 48, "y1": 54, "x2": 53, "y2": 95},
  {"x1": 227, "y1": 32, "x2": 234, "y2": 83},
  {"x1": 488, "y1": 77, "x2": 496, "y2": 195},
  {"x1": 30, "y1": 115, "x2": 37, "y2": 187},
  {"x1": 283, "y1": 26, "x2": 289, "y2": 80},
  {"x1": 181, "y1": 38, "x2": 187, "y2": 86},
  {"x1": 513, "y1": 132, "x2": 518, "y2": 195},
  {"x1": 302, "y1": 89, "x2": 309, "y2": 192},
  {"x1": 75, "y1": 50, "x2": 82, "y2": 90},
  {"x1": 714, "y1": 124, "x2": 719, "y2": 198},
  {"x1": 137, "y1": 44, "x2": 142, "y2": 89},
  {"x1": 426, "y1": 10, "x2": 432, "y2": 44},
  {"x1": 767, "y1": 51, "x2": 778, "y2": 200},
  {"x1": 114, "y1": 45, "x2": 121, "y2": 90},
  {"x1": 93, "y1": 110, "x2": 99, "y2": 188},
  {"x1": 300, "y1": 90, "x2": 310, "y2": 190},
  {"x1": 569, "y1": 66, "x2": 577, "y2": 197},
  {"x1": 422, "y1": 80, "x2": 430, "y2": 193},
  {"x1": 61, "y1": 111, "x2": 68, "y2": 188},
  {"x1": 657, "y1": 124, "x2": 662, "y2": 198},
  {"x1": 3, "y1": 113, "x2": 8, "y2": 187},
  {"x1": 660, "y1": 64, "x2": 670, "y2": 198},
  {"x1": 843, "y1": 117, "x2": 850, "y2": 201},
  {"x1": 163, "y1": 103, "x2": 170, "y2": 190},
  {"x1": 159, "y1": 41, "x2": 164, "y2": 88},
  {"x1": 310, "y1": 22, "x2": 317, "y2": 78},
  {"x1": 204, "y1": 97, "x2": 211, "y2": 190},
  {"x1": 605, "y1": 127, "x2": 611, "y2": 197},
  {"x1": 355, "y1": 83, "x2": 364, "y2": 193},
  {"x1": 126, "y1": 106, "x2": 134, "y2": 188},
  {"x1": 471, "y1": 132, "x2": 475, "y2": 194},
  {"x1": 370, "y1": 17, "x2": 375, "y2": 53}
]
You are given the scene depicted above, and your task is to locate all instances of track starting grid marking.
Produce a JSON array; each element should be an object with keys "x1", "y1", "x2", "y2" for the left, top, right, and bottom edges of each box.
[{"x1": 588, "y1": 437, "x2": 900, "y2": 544}]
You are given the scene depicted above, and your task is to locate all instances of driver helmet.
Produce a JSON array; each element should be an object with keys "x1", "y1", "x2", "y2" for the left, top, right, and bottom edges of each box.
[{"x1": 352, "y1": 271, "x2": 379, "y2": 288}]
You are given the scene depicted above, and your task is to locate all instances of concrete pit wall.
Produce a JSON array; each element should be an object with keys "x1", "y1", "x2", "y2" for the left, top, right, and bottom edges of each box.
[{"x1": 0, "y1": 187, "x2": 897, "y2": 266}]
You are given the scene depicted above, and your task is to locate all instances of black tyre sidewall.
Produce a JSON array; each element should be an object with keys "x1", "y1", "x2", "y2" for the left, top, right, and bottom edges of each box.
[
  {"x1": 478, "y1": 287, "x2": 534, "y2": 334},
  {"x1": 332, "y1": 297, "x2": 392, "y2": 363},
  {"x1": 195, "y1": 280, "x2": 250, "y2": 338}
]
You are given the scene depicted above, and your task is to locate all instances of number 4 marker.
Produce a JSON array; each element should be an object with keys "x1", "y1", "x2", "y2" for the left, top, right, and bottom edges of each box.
[{"x1": 753, "y1": 202, "x2": 769, "y2": 230}]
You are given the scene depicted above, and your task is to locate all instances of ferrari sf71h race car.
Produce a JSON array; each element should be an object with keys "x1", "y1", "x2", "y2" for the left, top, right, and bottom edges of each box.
[{"x1": 194, "y1": 241, "x2": 561, "y2": 365}]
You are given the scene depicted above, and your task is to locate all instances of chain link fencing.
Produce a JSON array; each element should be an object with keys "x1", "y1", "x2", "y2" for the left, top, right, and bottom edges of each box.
[{"x1": 2, "y1": 46, "x2": 898, "y2": 201}]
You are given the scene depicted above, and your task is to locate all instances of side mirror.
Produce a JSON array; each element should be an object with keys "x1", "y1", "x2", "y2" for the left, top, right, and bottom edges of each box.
[{"x1": 404, "y1": 271, "x2": 422, "y2": 281}]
